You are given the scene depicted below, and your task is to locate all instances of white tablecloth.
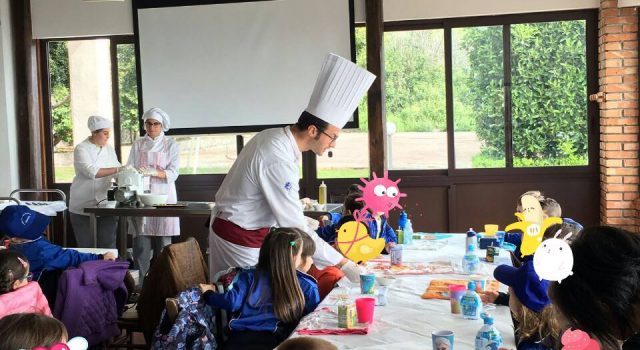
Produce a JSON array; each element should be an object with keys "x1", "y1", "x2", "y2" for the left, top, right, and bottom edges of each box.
[{"x1": 291, "y1": 234, "x2": 516, "y2": 349}]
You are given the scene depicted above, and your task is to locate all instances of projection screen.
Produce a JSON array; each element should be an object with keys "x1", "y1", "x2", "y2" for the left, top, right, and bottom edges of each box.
[{"x1": 134, "y1": 0, "x2": 354, "y2": 132}]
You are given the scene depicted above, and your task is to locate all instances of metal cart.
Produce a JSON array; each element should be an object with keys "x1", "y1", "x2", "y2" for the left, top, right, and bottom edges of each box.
[{"x1": 10, "y1": 189, "x2": 68, "y2": 246}]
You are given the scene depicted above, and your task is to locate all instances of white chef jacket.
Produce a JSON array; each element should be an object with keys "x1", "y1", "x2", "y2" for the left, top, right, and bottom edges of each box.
[
  {"x1": 127, "y1": 133, "x2": 180, "y2": 236},
  {"x1": 212, "y1": 126, "x2": 343, "y2": 270},
  {"x1": 69, "y1": 138, "x2": 121, "y2": 215}
]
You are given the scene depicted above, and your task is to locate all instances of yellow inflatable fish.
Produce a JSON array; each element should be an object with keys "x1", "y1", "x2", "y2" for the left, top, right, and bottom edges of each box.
[{"x1": 336, "y1": 219, "x2": 386, "y2": 263}]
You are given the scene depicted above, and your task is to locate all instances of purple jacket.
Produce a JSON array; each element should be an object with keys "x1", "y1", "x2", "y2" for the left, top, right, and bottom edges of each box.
[{"x1": 54, "y1": 260, "x2": 129, "y2": 346}]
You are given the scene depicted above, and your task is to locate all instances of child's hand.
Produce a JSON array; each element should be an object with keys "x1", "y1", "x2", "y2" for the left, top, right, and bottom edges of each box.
[
  {"x1": 385, "y1": 242, "x2": 396, "y2": 252},
  {"x1": 481, "y1": 290, "x2": 499, "y2": 303},
  {"x1": 199, "y1": 283, "x2": 215, "y2": 293},
  {"x1": 103, "y1": 252, "x2": 116, "y2": 261}
]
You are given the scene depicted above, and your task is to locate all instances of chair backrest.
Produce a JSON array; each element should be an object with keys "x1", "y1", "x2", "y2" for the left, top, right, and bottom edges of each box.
[{"x1": 137, "y1": 238, "x2": 209, "y2": 340}]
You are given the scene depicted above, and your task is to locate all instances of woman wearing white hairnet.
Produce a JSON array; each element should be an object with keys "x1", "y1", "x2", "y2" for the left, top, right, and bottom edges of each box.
[
  {"x1": 69, "y1": 116, "x2": 123, "y2": 248},
  {"x1": 127, "y1": 107, "x2": 180, "y2": 281}
]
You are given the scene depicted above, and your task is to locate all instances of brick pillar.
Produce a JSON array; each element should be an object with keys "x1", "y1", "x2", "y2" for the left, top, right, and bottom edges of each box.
[{"x1": 598, "y1": 0, "x2": 639, "y2": 232}]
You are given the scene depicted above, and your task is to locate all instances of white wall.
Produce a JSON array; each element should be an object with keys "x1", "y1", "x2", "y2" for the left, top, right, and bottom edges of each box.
[
  {"x1": 30, "y1": 0, "x2": 133, "y2": 39},
  {"x1": 30, "y1": 0, "x2": 602, "y2": 39},
  {"x1": 0, "y1": 0, "x2": 20, "y2": 194},
  {"x1": 354, "y1": 0, "x2": 600, "y2": 22}
]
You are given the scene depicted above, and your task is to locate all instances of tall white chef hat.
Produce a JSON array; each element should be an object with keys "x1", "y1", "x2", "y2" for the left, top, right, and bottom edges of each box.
[
  {"x1": 87, "y1": 116, "x2": 113, "y2": 132},
  {"x1": 142, "y1": 107, "x2": 171, "y2": 132},
  {"x1": 304, "y1": 53, "x2": 376, "y2": 128}
]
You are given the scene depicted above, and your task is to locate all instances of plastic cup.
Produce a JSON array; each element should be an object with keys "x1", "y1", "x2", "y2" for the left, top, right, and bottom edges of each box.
[
  {"x1": 360, "y1": 273, "x2": 376, "y2": 294},
  {"x1": 432, "y1": 330, "x2": 454, "y2": 350},
  {"x1": 484, "y1": 224, "x2": 498, "y2": 236},
  {"x1": 355, "y1": 297, "x2": 376, "y2": 324},
  {"x1": 448, "y1": 285, "x2": 466, "y2": 314}
]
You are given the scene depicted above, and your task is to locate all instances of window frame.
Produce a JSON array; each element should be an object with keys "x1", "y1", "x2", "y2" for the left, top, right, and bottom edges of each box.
[{"x1": 353, "y1": 9, "x2": 599, "y2": 183}]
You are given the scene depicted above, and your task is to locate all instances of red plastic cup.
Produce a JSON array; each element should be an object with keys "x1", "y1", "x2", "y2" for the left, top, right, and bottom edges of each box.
[
  {"x1": 355, "y1": 297, "x2": 376, "y2": 324},
  {"x1": 448, "y1": 284, "x2": 466, "y2": 314}
]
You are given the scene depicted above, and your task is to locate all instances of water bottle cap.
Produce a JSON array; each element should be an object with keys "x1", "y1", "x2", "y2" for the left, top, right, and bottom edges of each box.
[
  {"x1": 467, "y1": 229, "x2": 476, "y2": 237},
  {"x1": 484, "y1": 316, "x2": 494, "y2": 325},
  {"x1": 467, "y1": 281, "x2": 476, "y2": 290}
]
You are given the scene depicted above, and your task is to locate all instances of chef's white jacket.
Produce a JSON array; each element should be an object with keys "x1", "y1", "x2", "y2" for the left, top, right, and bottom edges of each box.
[
  {"x1": 212, "y1": 126, "x2": 343, "y2": 269},
  {"x1": 69, "y1": 138, "x2": 121, "y2": 215}
]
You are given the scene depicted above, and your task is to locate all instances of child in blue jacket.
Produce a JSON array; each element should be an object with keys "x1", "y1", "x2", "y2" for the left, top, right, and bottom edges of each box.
[
  {"x1": 200, "y1": 227, "x2": 320, "y2": 350},
  {"x1": 1, "y1": 205, "x2": 115, "y2": 280},
  {"x1": 317, "y1": 190, "x2": 397, "y2": 252}
]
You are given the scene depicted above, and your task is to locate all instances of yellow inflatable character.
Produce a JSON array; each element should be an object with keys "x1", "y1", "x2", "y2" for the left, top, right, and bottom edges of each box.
[
  {"x1": 505, "y1": 194, "x2": 562, "y2": 257},
  {"x1": 336, "y1": 218, "x2": 386, "y2": 263}
]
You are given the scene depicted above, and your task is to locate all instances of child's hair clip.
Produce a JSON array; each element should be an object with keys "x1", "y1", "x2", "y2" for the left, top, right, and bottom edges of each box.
[{"x1": 289, "y1": 240, "x2": 296, "y2": 247}]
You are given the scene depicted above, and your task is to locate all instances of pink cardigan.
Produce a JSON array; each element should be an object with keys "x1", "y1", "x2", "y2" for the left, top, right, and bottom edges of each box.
[{"x1": 0, "y1": 281, "x2": 52, "y2": 318}]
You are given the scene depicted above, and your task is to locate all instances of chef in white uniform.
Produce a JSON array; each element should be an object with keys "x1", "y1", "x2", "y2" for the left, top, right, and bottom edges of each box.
[
  {"x1": 127, "y1": 107, "x2": 180, "y2": 281},
  {"x1": 69, "y1": 116, "x2": 122, "y2": 248},
  {"x1": 209, "y1": 53, "x2": 375, "y2": 281}
]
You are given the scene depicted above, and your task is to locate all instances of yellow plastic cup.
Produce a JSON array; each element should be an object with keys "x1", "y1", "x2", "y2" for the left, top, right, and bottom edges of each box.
[{"x1": 484, "y1": 224, "x2": 499, "y2": 236}]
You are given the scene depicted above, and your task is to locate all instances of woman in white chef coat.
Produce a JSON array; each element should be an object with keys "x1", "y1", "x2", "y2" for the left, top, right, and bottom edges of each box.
[
  {"x1": 127, "y1": 107, "x2": 180, "y2": 280},
  {"x1": 69, "y1": 116, "x2": 123, "y2": 248}
]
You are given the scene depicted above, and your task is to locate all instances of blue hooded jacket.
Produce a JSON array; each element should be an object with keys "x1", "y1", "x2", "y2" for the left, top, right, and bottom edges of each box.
[
  {"x1": 316, "y1": 212, "x2": 397, "y2": 245},
  {"x1": 10, "y1": 238, "x2": 102, "y2": 279},
  {"x1": 202, "y1": 268, "x2": 319, "y2": 333}
]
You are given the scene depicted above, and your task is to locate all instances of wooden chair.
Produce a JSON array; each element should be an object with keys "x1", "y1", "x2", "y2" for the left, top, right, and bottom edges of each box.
[{"x1": 107, "y1": 238, "x2": 209, "y2": 348}]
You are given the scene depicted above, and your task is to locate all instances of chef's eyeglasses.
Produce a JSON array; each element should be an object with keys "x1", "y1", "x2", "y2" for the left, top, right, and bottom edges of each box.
[
  {"x1": 318, "y1": 128, "x2": 338, "y2": 144},
  {"x1": 144, "y1": 121, "x2": 162, "y2": 127}
]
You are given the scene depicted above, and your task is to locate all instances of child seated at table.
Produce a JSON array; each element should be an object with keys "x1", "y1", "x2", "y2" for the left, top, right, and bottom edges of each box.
[
  {"x1": 200, "y1": 227, "x2": 320, "y2": 350},
  {"x1": 482, "y1": 222, "x2": 579, "y2": 307},
  {"x1": 317, "y1": 188, "x2": 397, "y2": 253},
  {"x1": 549, "y1": 226, "x2": 640, "y2": 349},
  {"x1": 298, "y1": 230, "x2": 344, "y2": 300},
  {"x1": 494, "y1": 260, "x2": 559, "y2": 349},
  {"x1": 0, "y1": 250, "x2": 51, "y2": 318},
  {"x1": 1, "y1": 205, "x2": 116, "y2": 280},
  {"x1": 506, "y1": 191, "x2": 583, "y2": 261}
]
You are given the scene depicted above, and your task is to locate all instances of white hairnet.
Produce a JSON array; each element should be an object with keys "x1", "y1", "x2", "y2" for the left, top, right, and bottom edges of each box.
[
  {"x1": 142, "y1": 107, "x2": 170, "y2": 132},
  {"x1": 87, "y1": 115, "x2": 113, "y2": 132}
]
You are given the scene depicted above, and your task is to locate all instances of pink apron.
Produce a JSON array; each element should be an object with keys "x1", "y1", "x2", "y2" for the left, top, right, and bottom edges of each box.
[{"x1": 137, "y1": 138, "x2": 179, "y2": 237}]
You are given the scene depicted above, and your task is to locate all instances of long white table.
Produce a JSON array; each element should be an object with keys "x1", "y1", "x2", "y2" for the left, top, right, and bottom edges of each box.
[{"x1": 291, "y1": 234, "x2": 516, "y2": 349}]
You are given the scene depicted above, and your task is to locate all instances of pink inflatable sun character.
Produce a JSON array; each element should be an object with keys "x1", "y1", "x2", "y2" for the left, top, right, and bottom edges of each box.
[{"x1": 356, "y1": 171, "x2": 407, "y2": 217}]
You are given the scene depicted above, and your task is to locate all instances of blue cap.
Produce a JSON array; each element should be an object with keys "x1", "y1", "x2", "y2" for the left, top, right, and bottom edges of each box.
[
  {"x1": 493, "y1": 261, "x2": 550, "y2": 313},
  {"x1": 467, "y1": 228, "x2": 476, "y2": 237},
  {"x1": 0, "y1": 205, "x2": 51, "y2": 240}
]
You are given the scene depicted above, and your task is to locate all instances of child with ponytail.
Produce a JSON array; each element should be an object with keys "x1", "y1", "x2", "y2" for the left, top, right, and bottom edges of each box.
[{"x1": 201, "y1": 227, "x2": 320, "y2": 350}]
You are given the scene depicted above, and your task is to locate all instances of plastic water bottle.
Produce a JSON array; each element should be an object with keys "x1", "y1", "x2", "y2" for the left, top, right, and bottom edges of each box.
[
  {"x1": 465, "y1": 228, "x2": 477, "y2": 254},
  {"x1": 460, "y1": 282, "x2": 482, "y2": 320},
  {"x1": 462, "y1": 227, "x2": 480, "y2": 274},
  {"x1": 475, "y1": 314, "x2": 503, "y2": 349},
  {"x1": 398, "y1": 211, "x2": 408, "y2": 231},
  {"x1": 403, "y1": 219, "x2": 414, "y2": 245}
]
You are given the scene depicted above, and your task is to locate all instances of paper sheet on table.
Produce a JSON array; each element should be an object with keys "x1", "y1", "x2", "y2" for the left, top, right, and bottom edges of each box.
[
  {"x1": 368, "y1": 261, "x2": 453, "y2": 275},
  {"x1": 422, "y1": 279, "x2": 500, "y2": 300},
  {"x1": 297, "y1": 307, "x2": 369, "y2": 335},
  {"x1": 0, "y1": 201, "x2": 67, "y2": 216}
]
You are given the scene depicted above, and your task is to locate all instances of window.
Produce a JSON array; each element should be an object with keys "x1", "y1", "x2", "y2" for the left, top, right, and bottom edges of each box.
[
  {"x1": 510, "y1": 20, "x2": 588, "y2": 167},
  {"x1": 173, "y1": 133, "x2": 258, "y2": 175},
  {"x1": 385, "y1": 29, "x2": 447, "y2": 170},
  {"x1": 49, "y1": 39, "x2": 114, "y2": 183},
  {"x1": 452, "y1": 26, "x2": 505, "y2": 169}
]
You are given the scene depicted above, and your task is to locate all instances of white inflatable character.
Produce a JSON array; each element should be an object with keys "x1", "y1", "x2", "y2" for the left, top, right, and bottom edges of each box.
[{"x1": 533, "y1": 229, "x2": 574, "y2": 283}]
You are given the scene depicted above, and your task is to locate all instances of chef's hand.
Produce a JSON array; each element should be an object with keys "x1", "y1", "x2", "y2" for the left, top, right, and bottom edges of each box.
[
  {"x1": 139, "y1": 167, "x2": 159, "y2": 177},
  {"x1": 339, "y1": 259, "x2": 361, "y2": 283}
]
